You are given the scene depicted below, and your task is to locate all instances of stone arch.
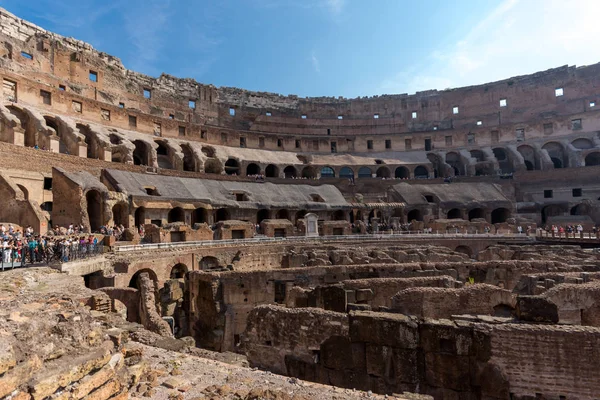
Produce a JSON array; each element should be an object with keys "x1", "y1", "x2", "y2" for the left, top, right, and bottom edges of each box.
[
  {"x1": 109, "y1": 133, "x2": 122, "y2": 145},
  {"x1": 128, "y1": 268, "x2": 158, "y2": 289},
  {"x1": 414, "y1": 165, "x2": 429, "y2": 179},
  {"x1": 427, "y1": 153, "x2": 444, "y2": 178},
  {"x1": 454, "y1": 245, "x2": 473, "y2": 257},
  {"x1": 112, "y1": 203, "x2": 129, "y2": 228},
  {"x1": 469, "y1": 150, "x2": 485, "y2": 162},
  {"x1": 168, "y1": 207, "x2": 185, "y2": 223},
  {"x1": 265, "y1": 164, "x2": 279, "y2": 178},
  {"x1": 257, "y1": 209, "x2": 270, "y2": 224},
  {"x1": 491, "y1": 208, "x2": 511, "y2": 224},
  {"x1": 133, "y1": 140, "x2": 150, "y2": 166},
  {"x1": 284, "y1": 166, "x2": 297, "y2": 178},
  {"x1": 215, "y1": 208, "x2": 230, "y2": 222},
  {"x1": 331, "y1": 210, "x2": 346, "y2": 221},
  {"x1": 201, "y1": 146, "x2": 216, "y2": 158},
  {"x1": 541, "y1": 204, "x2": 564, "y2": 224},
  {"x1": 170, "y1": 263, "x2": 188, "y2": 279},
  {"x1": 191, "y1": 208, "x2": 208, "y2": 225},
  {"x1": 76, "y1": 123, "x2": 100, "y2": 159},
  {"x1": 407, "y1": 209, "x2": 423, "y2": 222},
  {"x1": 517, "y1": 145, "x2": 539, "y2": 171},
  {"x1": 224, "y1": 158, "x2": 240, "y2": 175},
  {"x1": 276, "y1": 209, "x2": 289, "y2": 220},
  {"x1": 16, "y1": 184, "x2": 28, "y2": 200},
  {"x1": 572, "y1": 138, "x2": 594, "y2": 150},
  {"x1": 86, "y1": 189, "x2": 103, "y2": 232},
  {"x1": 320, "y1": 166, "x2": 335, "y2": 178},
  {"x1": 181, "y1": 143, "x2": 197, "y2": 172},
  {"x1": 44, "y1": 116, "x2": 69, "y2": 154},
  {"x1": 585, "y1": 152, "x2": 600, "y2": 166},
  {"x1": 468, "y1": 208, "x2": 485, "y2": 221},
  {"x1": 395, "y1": 166, "x2": 410, "y2": 179},
  {"x1": 571, "y1": 203, "x2": 590, "y2": 216},
  {"x1": 339, "y1": 167, "x2": 354, "y2": 179},
  {"x1": 199, "y1": 256, "x2": 221, "y2": 271},
  {"x1": 301, "y1": 166, "x2": 317, "y2": 179},
  {"x1": 134, "y1": 207, "x2": 146, "y2": 227},
  {"x1": 445, "y1": 152, "x2": 464, "y2": 176},
  {"x1": 358, "y1": 167, "x2": 372, "y2": 178},
  {"x1": 542, "y1": 142, "x2": 567, "y2": 168},
  {"x1": 376, "y1": 166, "x2": 391, "y2": 178},
  {"x1": 7, "y1": 105, "x2": 35, "y2": 147},
  {"x1": 246, "y1": 163, "x2": 260, "y2": 176},
  {"x1": 492, "y1": 147, "x2": 514, "y2": 174},
  {"x1": 447, "y1": 208, "x2": 462, "y2": 219},
  {"x1": 295, "y1": 210, "x2": 307, "y2": 222}
]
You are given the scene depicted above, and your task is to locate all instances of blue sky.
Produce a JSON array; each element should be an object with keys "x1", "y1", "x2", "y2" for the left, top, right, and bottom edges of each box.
[{"x1": 2, "y1": 0, "x2": 600, "y2": 98}]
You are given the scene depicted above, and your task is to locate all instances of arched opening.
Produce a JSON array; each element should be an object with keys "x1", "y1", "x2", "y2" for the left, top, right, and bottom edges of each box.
[
  {"x1": 112, "y1": 203, "x2": 129, "y2": 228},
  {"x1": 376, "y1": 166, "x2": 391, "y2": 178},
  {"x1": 257, "y1": 209, "x2": 270, "y2": 224},
  {"x1": 570, "y1": 204, "x2": 589, "y2": 216},
  {"x1": 541, "y1": 205, "x2": 563, "y2": 224},
  {"x1": 447, "y1": 208, "x2": 462, "y2": 219},
  {"x1": 358, "y1": 167, "x2": 372, "y2": 178},
  {"x1": 320, "y1": 166, "x2": 335, "y2": 178},
  {"x1": 414, "y1": 165, "x2": 429, "y2": 179},
  {"x1": 427, "y1": 153, "x2": 444, "y2": 178},
  {"x1": 469, "y1": 150, "x2": 484, "y2": 162},
  {"x1": 109, "y1": 134, "x2": 122, "y2": 145},
  {"x1": 407, "y1": 209, "x2": 423, "y2": 222},
  {"x1": 204, "y1": 159, "x2": 223, "y2": 174},
  {"x1": 394, "y1": 166, "x2": 409, "y2": 179},
  {"x1": 16, "y1": 184, "x2": 28, "y2": 200},
  {"x1": 41, "y1": 201, "x2": 53, "y2": 212},
  {"x1": 493, "y1": 148, "x2": 514, "y2": 174},
  {"x1": 283, "y1": 166, "x2": 297, "y2": 178},
  {"x1": 517, "y1": 145, "x2": 539, "y2": 171},
  {"x1": 86, "y1": 190, "x2": 102, "y2": 232},
  {"x1": 246, "y1": 163, "x2": 260, "y2": 176},
  {"x1": 585, "y1": 152, "x2": 600, "y2": 166},
  {"x1": 276, "y1": 209, "x2": 289, "y2": 220},
  {"x1": 542, "y1": 142, "x2": 567, "y2": 169},
  {"x1": 76, "y1": 123, "x2": 97, "y2": 159},
  {"x1": 133, "y1": 140, "x2": 149, "y2": 166},
  {"x1": 446, "y1": 152, "x2": 464, "y2": 176},
  {"x1": 191, "y1": 208, "x2": 207, "y2": 225},
  {"x1": 224, "y1": 158, "x2": 240, "y2": 175},
  {"x1": 572, "y1": 138, "x2": 593, "y2": 150},
  {"x1": 170, "y1": 263, "x2": 188, "y2": 279},
  {"x1": 181, "y1": 143, "x2": 196, "y2": 172},
  {"x1": 201, "y1": 146, "x2": 216, "y2": 158},
  {"x1": 491, "y1": 208, "x2": 510, "y2": 224},
  {"x1": 301, "y1": 166, "x2": 316, "y2": 179},
  {"x1": 331, "y1": 210, "x2": 346, "y2": 221},
  {"x1": 339, "y1": 167, "x2": 354, "y2": 179},
  {"x1": 468, "y1": 208, "x2": 485, "y2": 221},
  {"x1": 134, "y1": 207, "x2": 146, "y2": 227},
  {"x1": 265, "y1": 164, "x2": 279, "y2": 178},
  {"x1": 215, "y1": 208, "x2": 230, "y2": 222},
  {"x1": 44, "y1": 116, "x2": 68, "y2": 154},
  {"x1": 454, "y1": 245, "x2": 473, "y2": 257},
  {"x1": 128, "y1": 269, "x2": 158, "y2": 289},
  {"x1": 168, "y1": 207, "x2": 185, "y2": 223},
  {"x1": 295, "y1": 210, "x2": 307, "y2": 222},
  {"x1": 200, "y1": 256, "x2": 221, "y2": 271}
]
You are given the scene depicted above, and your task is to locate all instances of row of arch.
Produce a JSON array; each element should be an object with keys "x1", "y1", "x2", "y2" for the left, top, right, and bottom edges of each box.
[{"x1": 405, "y1": 207, "x2": 511, "y2": 224}]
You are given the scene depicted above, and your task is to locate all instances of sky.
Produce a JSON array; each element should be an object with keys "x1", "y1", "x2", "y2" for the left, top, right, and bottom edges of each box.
[{"x1": 2, "y1": 0, "x2": 600, "y2": 98}]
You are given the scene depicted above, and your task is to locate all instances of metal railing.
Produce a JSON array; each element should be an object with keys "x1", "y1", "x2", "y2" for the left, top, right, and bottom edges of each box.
[
  {"x1": 537, "y1": 231, "x2": 600, "y2": 240},
  {"x1": 1, "y1": 243, "x2": 104, "y2": 272},
  {"x1": 115, "y1": 232, "x2": 533, "y2": 253}
]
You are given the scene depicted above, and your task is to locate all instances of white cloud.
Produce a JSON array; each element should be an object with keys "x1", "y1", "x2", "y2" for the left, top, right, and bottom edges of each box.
[
  {"x1": 379, "y1": 0, "x2": 600, "y2": 95},
  {"x1": 311, "y1": 51, "x2": 321, "y2": 73}
]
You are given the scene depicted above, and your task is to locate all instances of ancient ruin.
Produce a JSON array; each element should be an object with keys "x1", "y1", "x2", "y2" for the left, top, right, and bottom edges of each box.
[{"x1": 2, "y1": 6, "x2": 600, "y2": 400}]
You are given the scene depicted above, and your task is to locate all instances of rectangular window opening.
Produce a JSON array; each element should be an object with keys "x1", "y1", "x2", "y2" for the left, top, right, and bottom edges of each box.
[
  {"x1": 433, "y1": 125, "x2": 438, "y2": 131},
  {"x1": 516, "y1": 128, "x2": 525, "y2": 142},
  {"x1": 21, "y1": 51, "x2": 33, "y2": 60},
  {"x1": 374, "y1": 113, "x2": 379, "y2": 119},
  {"x1": 405, "y1": 138, "x2": 412, "y2": 150},
  {"x1": 277, "y1": 138, "x2": 283, "y2": 148},
  {"x1": 385, "y1": 139, "x2": 391, "y2": 149},
  {"x1": 119, "y1": 102, "x2": 125, "y2": 109},
  {"x1": 425, "y1": 138, "x2": 432, "y2": 151},
  {"x1": 367, "y1": 140, "x2": 373, "y2": 150},
  {"x1": 58, "y1": 85, "x2": 66, "y2": 91},
  {"x1": 89, "y1": 71, "x2": 98, "y2": 82},
  {"x1": 327, "y1": 128, "x2": 331, "y2": 136},
  {"x1": 240, "y1": 137, "x2": 246, "y2": 148},
  {"x1": 411, "y1": 111, "x2": 417, "y2": 119},
  {"x1": 43, "y1": 177, "x2": 52, "y2": 190},
  {"x1": 101, "y1": 109, "x2": 111, "y2": 121},
  {"x1": 544, "y1": 190, "x2": 553, "y2": 198},
  {"x1": 590, "y1": 101, "x2": 596, "y2": 108},
  {"x1": 221, "y1": 132, "x2": 227, "y2": 143},
  {"x1": 265, "y1": 111, "x2": 271, "y2": 116},
  {"x1": 330, "y1": 141, "x2": 337, "y2": 153},
  {"x1": 143, "y1": 88, "x2": 151, "y2": 99},
  {"x1": 476, "y1": 120, "x2": 482, "y2": 126},
  {"x1": 179, "y1": 126, "x2": 186, "y2": 136},
  {"x1": 499, "y1": 98, "x2": 507, "y2": 107},
  {"x1": 491, "y1": 130, "x2": 499, "y2": 144},
  {"x1": 40, "y1": 90, "x2": 51, "y2": 105},
  {"x1": 259, "y1": 137, "x2": 265, "y2": 148},
  {"x1": 571, "y1": 119, "x2": 582, "y2": 130},
  {"x1": 452, "y1": 106, "x2": 459, "y2": 114},
  {"x1": 467, "y1": 133, "x2": 475, "y2": 145},
  {"x1": 128, "y1": 115, "x2": 137, "y2": 128},
  {"x1": 301, "y1": 114, "x2": 307, "y2": 119},
  {"x1": 555, "y1": 87, "x2": 564, "y2": 97},
  {"x1": 72, "y1": 100, "x2": 82, "y2": 113},
  {"x1": 573, "y1": 188, "x2": 582, "y2": 197},
  {"x1": 445, "y1": 136, "x2": 452, "y2": 146},
  {"x1": 543, "y1": 123, "x2": 553, "y2": 135},
  {"x1": 337, "y1": 115, "x2": 343, "y2": 120},
  {"x1": 153, "y1": 122, "x2": 161, "y2": 137},
  {"x1": 169, "y1": 114, "x2": 175, "y2": 119},
  {"x1": 313, "y1": 140, "x2": 319, "y2": 150},
  {"x1": 229, "y1": 107, "x2": 235, "y2": 116},
  {"x1": 189, "y1": 100, "x2": 196, "y2": 109},
  {"x1": 201, "y1": 130, "x2": 207, "y2": 139},
  {"x1": 295, "y1": 139, "x2": 301, "y2": 149}
]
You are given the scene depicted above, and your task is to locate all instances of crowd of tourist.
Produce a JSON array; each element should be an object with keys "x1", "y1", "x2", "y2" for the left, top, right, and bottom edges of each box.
[
  {"x1": 541, "y1": 224, "x2": 593, "y2": 235},
  {"x1": 0, "y1": 223, "x2": 102, "y2": 268}
]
